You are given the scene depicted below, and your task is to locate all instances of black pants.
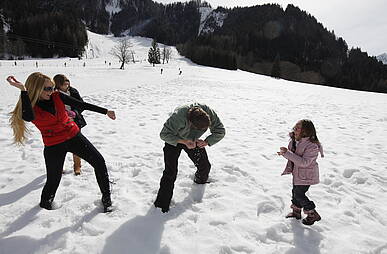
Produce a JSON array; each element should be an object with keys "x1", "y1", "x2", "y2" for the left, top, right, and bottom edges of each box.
[
  {"x1": 291, "y1": 185, "x2": 316, "y2": 211},
  {"x1": 41, "y1": 132, "x2": 110, "y2": 204},
  {"x1": 155, "y1": 143, "x2": 211, "y2": 209}
]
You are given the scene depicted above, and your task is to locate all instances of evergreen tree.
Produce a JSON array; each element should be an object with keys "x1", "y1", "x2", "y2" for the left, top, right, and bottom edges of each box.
[
  {"x1": 0, "y1": 20, "x2": 6, "y2": 58},
  {"x1": 271, "y1": 54, "x2": 281, "y2": 78},
  {"x1": 148, "y1": 39, "x2": 160, "y2": 65}
]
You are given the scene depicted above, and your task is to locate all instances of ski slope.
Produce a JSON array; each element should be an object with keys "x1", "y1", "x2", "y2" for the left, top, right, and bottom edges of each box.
[{"x1": 0, "y1": 31, "x2": 387, "y2": 254}]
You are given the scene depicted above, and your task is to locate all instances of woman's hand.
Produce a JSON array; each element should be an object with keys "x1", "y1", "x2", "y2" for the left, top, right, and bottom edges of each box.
[
  {"x1": 277, "y1": 147, "x2": 288, "y2": 155},
  {"x1": 107, "y1": 110, "x2": 116, "y2": 120},
  {"x1": 6, "y1": 76, "x2": 26, "y2": 91}
]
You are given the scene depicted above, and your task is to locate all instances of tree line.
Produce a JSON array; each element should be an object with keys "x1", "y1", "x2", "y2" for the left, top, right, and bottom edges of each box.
[
  {"x1": 1, "y1": 0, "x2": 386, "y2": 93},
  {"x1": 0, "y1": 0, "x2": 96, "y2": 59},
  {"x1": 177, "y1": 4, "x2": 387, "y2": 92}
]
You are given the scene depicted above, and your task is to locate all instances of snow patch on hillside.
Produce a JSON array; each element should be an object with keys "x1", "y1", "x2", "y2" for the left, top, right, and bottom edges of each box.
[{"x1": 199, "y1": 10, "x2": 228, "y2": 35}]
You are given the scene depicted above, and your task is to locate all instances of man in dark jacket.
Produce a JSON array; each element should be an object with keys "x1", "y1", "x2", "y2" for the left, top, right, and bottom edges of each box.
[{"x1": 154, "y1": 103, "x2": 225, "y2": 213}]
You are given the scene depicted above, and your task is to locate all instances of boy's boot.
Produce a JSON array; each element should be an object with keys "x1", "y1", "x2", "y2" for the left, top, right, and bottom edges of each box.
[
  {"x1": 285, "y1": 204, "x2": 302, "y2": 220},
  {"x1": 302, "y1": 209, "x2": 321, "y2": 225},
  {"x1": 73, "y1": 155, "x2": 81, "y2": 175}
]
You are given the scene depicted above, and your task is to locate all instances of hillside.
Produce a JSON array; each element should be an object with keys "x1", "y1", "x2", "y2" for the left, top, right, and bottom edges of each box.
[{"x1": 0, "y1": 31, "x2": 387, "y2": 253}]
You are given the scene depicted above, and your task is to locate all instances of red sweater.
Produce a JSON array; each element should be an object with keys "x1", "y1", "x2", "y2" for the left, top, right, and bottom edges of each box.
[{"x1": 32, "y1": 92, "x2": 79, "y2": 146}]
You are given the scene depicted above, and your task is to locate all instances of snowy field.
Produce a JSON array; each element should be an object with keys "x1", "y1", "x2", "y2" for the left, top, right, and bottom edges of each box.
[{"x1": 1, "y1": 31, "x2": 387, "y2": 254}]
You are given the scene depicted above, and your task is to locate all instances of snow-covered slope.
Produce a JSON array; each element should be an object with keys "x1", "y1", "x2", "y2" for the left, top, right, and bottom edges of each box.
[
  {"x1": 377, "y1": 53, "x2": 387, "y2": 64},
  {"x1": 1, "y1": 31, "x2": 387, "y2": 254}
]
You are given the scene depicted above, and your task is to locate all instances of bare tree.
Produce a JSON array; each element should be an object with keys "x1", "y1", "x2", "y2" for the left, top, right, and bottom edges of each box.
[
  {"x1": 165, "y1": 47, "x2": 172, "y2": 63},
  {"x1": 161, "y1": 46, "x2": 166, "y2": 64},
  {"x1": 161, "y1": 46, "x2": 172, "y2": 64},
  {"x1": 110, "y1": 38, "x2": 133, "y2": 69},
  {"x1": 130, "y1": 50, "x2": 136, "y2": 63}
]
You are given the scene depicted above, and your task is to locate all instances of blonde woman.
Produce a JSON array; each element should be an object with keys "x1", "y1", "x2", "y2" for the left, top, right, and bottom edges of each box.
[{"x1": 7, "y1": 73, "x2": 116, "y2": 213}]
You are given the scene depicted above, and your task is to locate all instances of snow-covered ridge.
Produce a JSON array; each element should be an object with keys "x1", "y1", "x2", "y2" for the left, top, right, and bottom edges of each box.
[
  {"x1": 377, "y1": 53, "x2": 387, "y2": 64},
  {"x1": 105, "y1": 0, "x2": 122, "y2": 15},
  {"x1": 0, "y1": 13, "x2": 10, "y2": 32},
  {"x1": 198, "y1": 6, "x2": 213, "y2": 35},
  {"x1": 199, "y1": 9, "x2": 228, "y2": 35}
]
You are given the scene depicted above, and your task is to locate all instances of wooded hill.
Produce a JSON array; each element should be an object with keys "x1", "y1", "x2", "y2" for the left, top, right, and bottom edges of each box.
[{"x1": 1, "y1": 0, "x2": 386, "y2": 92}]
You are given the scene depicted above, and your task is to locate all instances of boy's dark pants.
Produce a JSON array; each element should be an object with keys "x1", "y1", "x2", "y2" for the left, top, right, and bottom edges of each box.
[
  {"x1": 292, "y1": 185, "x2": 316, "y2": 211},
  {"x1": 155, "y1": 143, "x2": 211, "y2": 210}
]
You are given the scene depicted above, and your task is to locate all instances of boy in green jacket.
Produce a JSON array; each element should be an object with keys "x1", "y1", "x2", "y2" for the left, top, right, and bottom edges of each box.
[{"x1": 154, "y1": 103, "x2": 225, "y2": 213}]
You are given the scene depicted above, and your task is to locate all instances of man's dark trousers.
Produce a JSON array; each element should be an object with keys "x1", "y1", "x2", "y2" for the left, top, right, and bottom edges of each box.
[{"x1": 154, "y1": 143, "x2": 211, "y2": 211}]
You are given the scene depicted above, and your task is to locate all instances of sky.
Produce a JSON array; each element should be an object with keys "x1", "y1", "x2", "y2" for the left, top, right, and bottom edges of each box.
[
  {"x1": 155, "y1": 0, "x2": 387, "y2": 56},
  {"x1": 1, "y1": 31, "x2": 387, "y2": 254}
]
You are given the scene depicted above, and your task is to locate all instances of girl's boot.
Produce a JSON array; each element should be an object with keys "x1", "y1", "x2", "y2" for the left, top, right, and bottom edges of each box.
[
  {"x1": 286, "y1": 204, "x2": 302, "y2": 220},
  {"x1": 73, "y1": 154, "x2": 81, "y2": 175},
  {"x1": 302, "y1": 209, "x2": 321, "y2": 225}
]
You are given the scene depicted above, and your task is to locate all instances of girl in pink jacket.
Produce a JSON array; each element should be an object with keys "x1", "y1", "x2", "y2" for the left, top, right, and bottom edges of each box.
[{"x1": 278, "y1": 119, "x2": 324, "y2": 225}]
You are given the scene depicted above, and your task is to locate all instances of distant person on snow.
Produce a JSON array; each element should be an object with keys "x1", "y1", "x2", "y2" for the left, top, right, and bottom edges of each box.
[
  {"x1": 7, "y1": 72, "x2": 116, "y2": 213},
  {"x1": 53, "y1": 74, "x2": 86, "y2": 175},
  {"x1": 154, "y1": 103, "x2": 225, "y2": 213},
  {"x1": 277, "y1": 119, "x2": 324, "y2": 225}
]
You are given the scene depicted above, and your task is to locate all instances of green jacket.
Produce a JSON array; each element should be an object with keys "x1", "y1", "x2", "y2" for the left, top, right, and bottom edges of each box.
[{"x1": 160, "y1": 103, "x2": 225, "y2": 146}]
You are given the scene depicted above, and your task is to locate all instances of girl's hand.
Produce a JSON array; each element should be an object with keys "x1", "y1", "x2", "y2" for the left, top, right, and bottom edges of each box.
[
  {"x1": 107, "y1": 110, "x2": 116, "y2": 120},
  {"x1": 6, "y1": 76, "x2": 26, "y2": 91},
  {"x1": 277, "y1": 147, "x2": 288, "y2": 155}
]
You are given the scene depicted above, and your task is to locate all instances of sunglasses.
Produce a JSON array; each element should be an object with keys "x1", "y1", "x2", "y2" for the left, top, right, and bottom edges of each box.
[{"x1": 43, "y1": 86, "x2": 54, "y2": 92}]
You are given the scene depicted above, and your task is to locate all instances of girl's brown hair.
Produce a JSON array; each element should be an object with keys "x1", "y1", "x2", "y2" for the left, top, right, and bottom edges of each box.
[
  {"x1": 53, "y1": 74, "x2": 68, "y2": 88},
  {"x1": 300, "y1": 119, "x2": 320, "y2": 144}
]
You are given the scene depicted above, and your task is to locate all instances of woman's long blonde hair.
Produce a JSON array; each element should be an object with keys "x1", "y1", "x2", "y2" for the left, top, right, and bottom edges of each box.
[{"x1": 9, "y1": 72, "x2": 52, "y2": 145}]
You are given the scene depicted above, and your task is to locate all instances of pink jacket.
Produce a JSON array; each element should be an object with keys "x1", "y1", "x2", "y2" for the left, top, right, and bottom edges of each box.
[{"x1": 281, "y1": 137, "x2": 324, "y2": 185}]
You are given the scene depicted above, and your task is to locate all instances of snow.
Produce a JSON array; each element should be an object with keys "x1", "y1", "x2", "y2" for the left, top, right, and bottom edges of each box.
[
  {"x1": 198, "y1": 9, "x2": 228, "y2": 36},
  {"x1": 377, "y1": 53, "x2": 387, "y2": 64},
  {"x1": 198, "y1": 7, "x2": 213, "y2": 35},
  {"x1": 1, "y1": 31, "x2": 387, "y2": 254},
  {"x1": 105, "y1": 0, "x2": 122, "y2": 15}
]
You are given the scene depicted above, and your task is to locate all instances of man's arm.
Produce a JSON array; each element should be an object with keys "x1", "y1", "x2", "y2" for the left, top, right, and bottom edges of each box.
[
  {"x1": 204, "y1": 108, "x2": 225, "y2": 146},
  {"x1": 160, "y1": 110, "x2": 187, "y2": 146}
]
